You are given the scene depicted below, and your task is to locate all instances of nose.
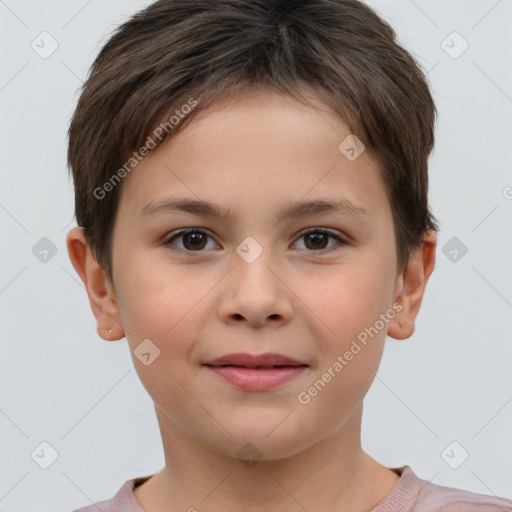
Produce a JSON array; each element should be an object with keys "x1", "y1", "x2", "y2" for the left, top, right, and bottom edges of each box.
[{"x1": 217, "y1": 249, "x2": 293, "y2": 328}]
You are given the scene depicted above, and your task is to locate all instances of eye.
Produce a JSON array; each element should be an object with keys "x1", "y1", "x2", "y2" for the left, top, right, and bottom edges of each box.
[
  {"x1": 164, "y1": 227, "x2": 347, "y2": 254},
  {"x1": 292, "y1": 228, "x2": 347, "y2": 253},
  {"x1": 164, "y1": 229, "x2": 218, "y2": 252}
]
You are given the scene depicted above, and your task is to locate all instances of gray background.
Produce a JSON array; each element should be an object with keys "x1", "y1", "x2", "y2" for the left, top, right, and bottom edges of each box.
[{"x1": 1, "y1": 0, "x2": 511, "y2": 510}]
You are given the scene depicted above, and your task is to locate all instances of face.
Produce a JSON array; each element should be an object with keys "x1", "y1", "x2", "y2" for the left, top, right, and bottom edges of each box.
[{"x1": 103, "y1": 87, "x2": 407, "y2": 460}]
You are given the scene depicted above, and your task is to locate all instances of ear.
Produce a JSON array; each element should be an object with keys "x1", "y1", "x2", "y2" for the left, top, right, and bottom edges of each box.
[
  {"x1": 65, "y1": 226, "x2": 125, "y2": 341},
  {"x1": 387, "y1": 230, "x2": 437, "y2": 340}
]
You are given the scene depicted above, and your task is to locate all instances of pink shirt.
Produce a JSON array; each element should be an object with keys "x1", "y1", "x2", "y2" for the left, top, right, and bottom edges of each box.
[{"x1": 72, "y1": 465, "x2": 512, "y2": 511}]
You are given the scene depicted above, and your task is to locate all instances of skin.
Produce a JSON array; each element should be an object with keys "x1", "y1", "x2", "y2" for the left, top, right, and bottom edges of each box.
[{"x1": 67, "y1": 86, "x2": 436, "y2": 512}]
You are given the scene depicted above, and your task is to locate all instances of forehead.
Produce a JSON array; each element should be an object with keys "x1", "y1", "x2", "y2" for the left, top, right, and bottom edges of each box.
[{"x1": 116, "y1": 86, "x2": 389, "y2": 226}]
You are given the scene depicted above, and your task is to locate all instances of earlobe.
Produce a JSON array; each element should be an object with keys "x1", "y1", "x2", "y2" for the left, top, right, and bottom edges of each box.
[
  {"x1": 388, "y1": 230, "x2": 437, "y2": 340},
  {"x1": 65, "y1": 226, "x2": 125, "y2": 341}
]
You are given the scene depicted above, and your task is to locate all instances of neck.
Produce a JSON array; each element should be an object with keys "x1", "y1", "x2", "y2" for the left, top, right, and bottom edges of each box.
[{"x1": 134, "y1": 403, "x2": 400, "y2": 512}]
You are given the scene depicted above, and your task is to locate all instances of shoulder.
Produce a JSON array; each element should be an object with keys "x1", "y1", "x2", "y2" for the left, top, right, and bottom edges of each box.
[
  {"x1": 72, "y1": 496, "x2": 112, "y2": 512},
  {"x1": 72, "y1": 493, "x2": 115, "y2": 512},
  {"x1": 412, "y1": 472, "x2": 512, "y2": 512},
  {"x1": 375, "y1": 466, "x2": 512, "y2": 512},
  {"x1": 71, "y1": 478, "x2": 146, "y2": 512}
]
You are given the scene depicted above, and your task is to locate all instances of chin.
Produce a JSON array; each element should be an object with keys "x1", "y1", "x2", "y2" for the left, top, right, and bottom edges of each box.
[{"x1": 206, "y1": 417, "x2": 313, "y2": 462}]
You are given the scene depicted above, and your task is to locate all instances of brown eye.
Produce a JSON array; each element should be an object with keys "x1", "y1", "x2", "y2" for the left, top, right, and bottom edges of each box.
[
  {"x1": 164, "y1": 227, "x2": 346, "y2": 254},
  {"x1": 304, "y1": 232, "x2": 329, "y2": 250},
  {"x1": 165, "y1": 229, "x2": 215, "y2": 251},
  {"x1": 293, "y1": 229, "x2": 346, "y2": 252}
]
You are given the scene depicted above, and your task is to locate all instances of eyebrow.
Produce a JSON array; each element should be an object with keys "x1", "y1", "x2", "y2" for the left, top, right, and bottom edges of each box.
[{"x1": 139, "y1": 197, "x2": 371, "y2": 224}]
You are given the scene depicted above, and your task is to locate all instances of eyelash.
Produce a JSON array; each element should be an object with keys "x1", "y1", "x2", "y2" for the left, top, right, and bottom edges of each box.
[{"x1": 164, "y1": 228, "x2": 347, "y2": 255}]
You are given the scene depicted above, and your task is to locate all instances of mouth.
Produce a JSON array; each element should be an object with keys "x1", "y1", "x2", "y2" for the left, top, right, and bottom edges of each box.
[
  {"x1": 206, "y1": 364, "x2": 305, "y2": 369},
  {"x1": 203, "y1": 352, "x2": 308, "y2": 368},
  {"x1": 203, "y1": 353, "x2": 309, "y2": 391}
]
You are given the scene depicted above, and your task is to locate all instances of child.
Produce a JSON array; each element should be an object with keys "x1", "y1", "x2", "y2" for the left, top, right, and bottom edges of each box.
[{"x1": 66, "y1": 0, "x2": 512, "y2": 510}]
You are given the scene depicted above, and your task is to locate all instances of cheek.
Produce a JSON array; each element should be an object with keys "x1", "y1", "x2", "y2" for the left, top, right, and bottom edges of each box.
[
  {"x1": 115, "y1": 262, "x2": 207, "y2": 413},
  {"x1": 116, "y1": 253, "x2": 223, "y2": 369},
  {"x1": 116, "y1": 250, "x2": 196, "y2": 336},
  {"x1": 295, "y1": 263, "x2": 392, "y2": 433},
  {"x1": 296, "y1": 254, "x2": 395, "y2": 348}
]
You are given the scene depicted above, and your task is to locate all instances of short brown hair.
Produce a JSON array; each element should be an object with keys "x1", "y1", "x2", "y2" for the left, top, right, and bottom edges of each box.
[{"x1": 67, "y1": 0, "x2": 439, "y2": 284}]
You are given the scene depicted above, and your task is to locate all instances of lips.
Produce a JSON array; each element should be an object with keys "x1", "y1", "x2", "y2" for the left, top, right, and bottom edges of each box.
[
  {"x1": 203, "y1": 353, "x2": 308, "y2": 391},
  {"x1": 203, "y1": 352, "x2": 308, "y2": 368}
]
